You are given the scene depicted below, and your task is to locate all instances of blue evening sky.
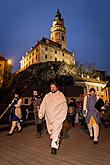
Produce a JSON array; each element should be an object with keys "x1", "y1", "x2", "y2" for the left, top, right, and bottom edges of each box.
[{"x1": 0, "y1": 0, "x2": 110, "y2": 73}]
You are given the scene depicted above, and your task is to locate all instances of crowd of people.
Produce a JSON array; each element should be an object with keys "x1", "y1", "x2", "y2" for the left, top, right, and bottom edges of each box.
[{"x1": 7, "y1": 81, "x2": 110, "y2": 155}]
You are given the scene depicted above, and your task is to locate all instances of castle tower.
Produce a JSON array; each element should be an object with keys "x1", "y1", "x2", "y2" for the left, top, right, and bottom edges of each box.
[{"x1": 50, "y1": 9, "x2": 66, "y2": 49}]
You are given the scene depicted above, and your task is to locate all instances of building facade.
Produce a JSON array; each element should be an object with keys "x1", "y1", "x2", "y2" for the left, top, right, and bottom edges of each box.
[
  {"x1": 20, "y1": 9, "x2": 75, "y2": 71},
  {"x1": 103, "y1": 82, "x2": 110, "y2": 103},
  {"x1": 75, "y1": 78, "x2": 106, "y2": 98},
  {"x1": 0, "y1": 54, "x2": 12, "y2": 88}
]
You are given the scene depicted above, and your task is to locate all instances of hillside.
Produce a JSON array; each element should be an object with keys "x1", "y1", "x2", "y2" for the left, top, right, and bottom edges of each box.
[{"x1": 9, "y1": 61, "x2": 77, "y2": 96}]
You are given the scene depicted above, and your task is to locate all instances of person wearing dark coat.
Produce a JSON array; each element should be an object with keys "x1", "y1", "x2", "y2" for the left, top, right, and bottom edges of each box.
[
  {"x1": 83, "y1": 88, "x2": 102, "y2": 144},
  {"x1": 31, "y1": 90, "x2": 43, "y2": 138},
  {"x1": 95, "y1": 98, "x2": 105, "y2": 125},
  {"x1": 67, "y1": 98, "x2": 76, "y2": 127}
]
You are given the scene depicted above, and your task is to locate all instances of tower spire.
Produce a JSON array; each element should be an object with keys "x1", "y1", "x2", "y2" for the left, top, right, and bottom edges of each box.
[
  {"x1": 55, "y1": 8, "x2": 61, "y2": 20},
  {"x1": 50, "y1": 9, "x2": 66, "y2": 49}
]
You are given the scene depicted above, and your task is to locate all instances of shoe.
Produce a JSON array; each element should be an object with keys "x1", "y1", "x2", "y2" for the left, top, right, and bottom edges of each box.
[
  {"x1": 90, "y1": 136, "x2": 94, "y2": 140},
  {"x1": 60, "y1": 131, "x2": 64, "y2": 140},
  {"x1": 93, "y1": 141, "x2": 98, "y2": 145},
  {"x1": 7, "y1": 132, "x2": 13, "y2": 136},
  {"x1": 51, "y1": 148, "x2": 57, "y2": 155},
  {"x1": 59, "y1": 139, "x2": 62, "y2": 149},
  {"x1": 17, "y1": 128, "x2": 23, "y2": 133},
  {"x1": 36, "y1": 132, "x2": 41, "y2": 138}
]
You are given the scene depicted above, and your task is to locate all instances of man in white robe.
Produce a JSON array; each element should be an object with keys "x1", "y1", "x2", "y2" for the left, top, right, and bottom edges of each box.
[{"x1": 38, "y1": 81, "x2": 68, "y2": 155}]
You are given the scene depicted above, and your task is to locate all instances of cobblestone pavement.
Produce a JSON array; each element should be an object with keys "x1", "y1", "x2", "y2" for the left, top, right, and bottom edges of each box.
[{"x1": 0, "y1": 124, "x2": 110, "y2": 165}]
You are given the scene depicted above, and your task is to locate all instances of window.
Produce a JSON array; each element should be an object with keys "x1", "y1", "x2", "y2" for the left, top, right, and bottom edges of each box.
[
  {"x1": 55, "y1": 50, "x2": 57, "y2": 54},
  {"x1": 97, "y1": 86, "x2": 99, "y2": 91},
  {"x1": 45, "y1": 47, "x2": 48, "y2": 51},
  {"x1": 101, "y1": 87, "x2": 103, "y2": 91},
  {"x1": 106, "y1": 90, "x2": 107, "y2": 97},
  {"x1": 55, "y1": 58, "x2": 57, "y2": 61},
  {"x1": 24, "y1": 99, "x2": 28, "y2": 104},
  {"x1": 45, "y1": 55, "x2": 47, "y2": 59},
  {"x1": 46, "y1": 39, "x2": 49, "y2": 44},
  {"x1": 36, "y1": 55, "x2": 37, "y2": 60},
  {"x1": 36, "y1": 48, "x2": 38, "y2": 52},
  {"x1": 62, "y1": 53, "x2": 64, "y2": 56},
  {"x1": 55, "y1": 32, "x2": 59, "y2": 37},
  {"x1": 62, "y1": 35, "x2": 64, "y2": 41}
]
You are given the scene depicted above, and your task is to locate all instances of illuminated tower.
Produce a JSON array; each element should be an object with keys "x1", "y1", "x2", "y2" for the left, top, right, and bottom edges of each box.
[{"x1": 50, "y1": 9, "x2": 66, "y2": 49}]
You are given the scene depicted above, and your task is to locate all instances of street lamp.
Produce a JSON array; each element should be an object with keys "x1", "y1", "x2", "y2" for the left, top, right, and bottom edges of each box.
[{"x1": 7, "y1": 59, "x2": 12, "y2": 65}]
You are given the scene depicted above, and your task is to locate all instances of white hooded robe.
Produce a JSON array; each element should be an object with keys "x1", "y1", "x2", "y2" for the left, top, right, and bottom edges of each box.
[{"x1": 38, "y1": 90, "x2": 68, "y2": 149}]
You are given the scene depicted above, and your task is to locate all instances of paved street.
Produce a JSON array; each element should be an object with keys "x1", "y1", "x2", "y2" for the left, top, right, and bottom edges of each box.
[{"x1": 0, "y1": 124, "x2": 110, "y2": 165}]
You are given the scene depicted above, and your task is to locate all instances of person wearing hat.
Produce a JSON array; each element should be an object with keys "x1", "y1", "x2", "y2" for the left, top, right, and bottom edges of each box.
[
  {"x1": 8, "y1": 91, "x2": 22, "y2": 136},
  {"x1": 38, "y1": 81, "x2": 68, "y2": 155},
  {"x1": 83, "y1": 88, "x2": 101, "y2": 144},
  {"x1": 31, "y1": 90, "x2": 43, "y2": 138}
]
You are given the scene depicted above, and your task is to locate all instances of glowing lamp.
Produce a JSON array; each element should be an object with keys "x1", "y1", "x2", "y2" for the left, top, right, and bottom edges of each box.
[{"x1": 7, "y1": 59, "x2": 12, "y2": 65}]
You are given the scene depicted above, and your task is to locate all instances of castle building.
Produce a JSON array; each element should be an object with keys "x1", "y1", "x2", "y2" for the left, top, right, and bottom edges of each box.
[
  {"x1": 20, "y1": 9, "x2": 75, "y2": 71},
  {"x1": 0, "y1": 53, "x2": 12, "y2": 88}
]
